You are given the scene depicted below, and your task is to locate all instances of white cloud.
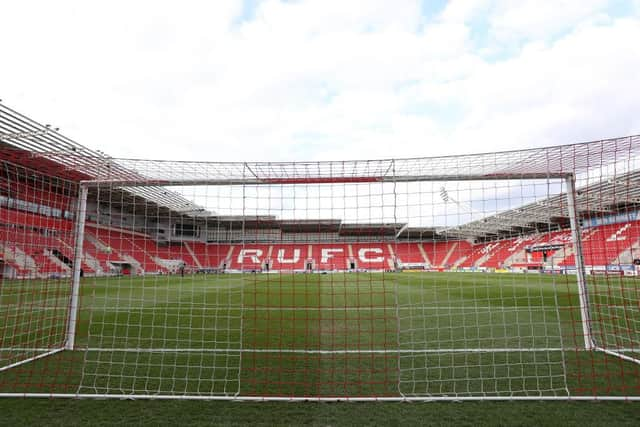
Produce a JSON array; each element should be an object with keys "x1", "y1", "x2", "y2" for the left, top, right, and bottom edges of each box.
[
  {"x1": 447, "y1": 17, "x2": 640, "y2": 150},
  {"x1": 440, "y1": 0, "x2": 490, "y2": 23},
  {"x1": 488, "y1": 0, "x2": 612, "y2": 42},
  {"x1": 1, "y1": 0, "x2": 638, "y2": 169}
]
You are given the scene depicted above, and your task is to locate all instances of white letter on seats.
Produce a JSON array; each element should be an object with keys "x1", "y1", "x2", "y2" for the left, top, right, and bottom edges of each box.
[
  {"x1": 277, "y1": 249, "x2": 300, "y2": 264},
  {"x1": 321, "y1": 248, "x2": 343, "y2": 263},
  {"x1": 359, "y1": 248, "x2": 383, "y2": 263},
  {"x1": 238, "y1": 249, "x2": 262, "y2": 264}
]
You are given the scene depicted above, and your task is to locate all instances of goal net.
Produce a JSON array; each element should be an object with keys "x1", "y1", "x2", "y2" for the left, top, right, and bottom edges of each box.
[{"x1": 1, "y1": 137, "x2": 640, "y2": 400}]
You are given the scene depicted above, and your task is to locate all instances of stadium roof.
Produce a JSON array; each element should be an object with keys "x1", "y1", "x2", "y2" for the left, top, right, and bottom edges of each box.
[
  {"x1": 3, "y1": 101, "x2": 640, "y2": 241},
  {"x1": 188, "y1": 217, "x2": 404, "y2": 237},
  {"x1": 279, "y1": 219, "x2": 341, "y2": 233},
  {"x1": 440, "y1": 169, "x2": 640, "y2": 240},
  {"x1": 0, "y1": 102, "x2": 211, "y2": 217}
]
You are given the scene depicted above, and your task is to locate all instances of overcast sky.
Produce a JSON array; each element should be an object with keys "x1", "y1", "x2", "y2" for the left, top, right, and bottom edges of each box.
[{"x1": 2, "y1": 0, "x2": 640, "y2": 164}]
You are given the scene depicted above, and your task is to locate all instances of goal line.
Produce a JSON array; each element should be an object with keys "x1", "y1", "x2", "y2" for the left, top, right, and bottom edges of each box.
[{"x1": 3, "y1": 347, "x2": 637, "y2": 354}]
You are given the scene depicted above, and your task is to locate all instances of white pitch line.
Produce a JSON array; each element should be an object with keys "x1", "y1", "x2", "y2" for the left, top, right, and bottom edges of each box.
[
  {"x1": 2, "y1": 347, "x2": 638, "y2": 354},
  {"x1": 2, "y1": 394, "x2": 639, "y2": 402},
  {"x1": 0, "y1": 305, "x2": 587, "y2": 311}
]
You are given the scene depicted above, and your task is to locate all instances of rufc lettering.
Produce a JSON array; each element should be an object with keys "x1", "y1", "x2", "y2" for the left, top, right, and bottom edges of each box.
[{"x1": 237, "y1": 247, "x2": 385, "y2": 263}]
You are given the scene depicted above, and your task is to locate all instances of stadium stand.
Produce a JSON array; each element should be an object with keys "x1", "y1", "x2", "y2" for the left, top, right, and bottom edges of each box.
[
  {"x1": 5, "y1": 204, "x2": 640, "y2": 277},
  {"x1": 188, "y1": 242, "x2": 233, "y2": 270},
  {"x1": 81, "y1": 235, "x2": 119, "y2": 274},
  {"x1": 228, "y1": 244, "x2": 270, "y2": 271},
  {"x1": 423, "y1": 241, "x2": 473, "y2": 268},
  {"x1": 268, "y1": 244, "x2": 308, "y2": 271},
  {"x1": 391, "y1": 242, "x2": 427, "y2": 265},
  {"x1": 4, "y1": 190, "x2": 640, "y2": 277},
  {"x1": 350, "y1": 243, "x2": 393, "y2": 270},
  {"x1": 2, "y1": 101, "x2": 640, "y2": 278},
  {"x1": 310, "y1": 243, "x2": 352, "y2": 271}
]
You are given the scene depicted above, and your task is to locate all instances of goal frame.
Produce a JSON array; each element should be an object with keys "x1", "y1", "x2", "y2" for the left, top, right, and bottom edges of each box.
[
  {"x1": 2, "y1": 166, "x2": 639, "y2": 400},
  {"x1": 70, "y1": 172, "x2": 600, "y2": 401}
]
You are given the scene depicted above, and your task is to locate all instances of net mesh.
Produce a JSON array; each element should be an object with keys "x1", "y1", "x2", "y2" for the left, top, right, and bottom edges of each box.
[
  {"x1": 0, "y1": 163, "x2": 80, "y2": 393},
  {"x1": 0, "y1": 136, "x2": 639, "y2": 399}
]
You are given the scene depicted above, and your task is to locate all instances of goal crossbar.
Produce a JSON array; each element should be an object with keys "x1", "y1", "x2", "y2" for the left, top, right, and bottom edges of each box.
[{"x1": 80, "y1": 173, "x2": 571, "y2": 188}]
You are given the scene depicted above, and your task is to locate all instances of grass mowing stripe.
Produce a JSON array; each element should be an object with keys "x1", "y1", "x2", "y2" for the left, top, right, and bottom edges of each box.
[{"x1": 1, "y1": 272, "x2": 638, "y2": 399}]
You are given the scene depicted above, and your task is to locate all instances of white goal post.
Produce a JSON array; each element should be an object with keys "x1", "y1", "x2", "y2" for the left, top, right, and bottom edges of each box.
[{"x1": 1, "y1": 136, "x2": 640, "y2": 400}]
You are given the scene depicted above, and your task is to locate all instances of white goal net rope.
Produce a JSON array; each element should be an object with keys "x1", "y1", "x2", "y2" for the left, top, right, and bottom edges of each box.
[{"x1": 1, "y1": 136, "x2": 639, "y2": 399}]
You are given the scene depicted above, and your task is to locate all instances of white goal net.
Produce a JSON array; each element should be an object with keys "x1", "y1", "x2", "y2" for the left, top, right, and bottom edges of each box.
[{"x1": 1, "y1": 134, "x2": 640, "y2": 400}]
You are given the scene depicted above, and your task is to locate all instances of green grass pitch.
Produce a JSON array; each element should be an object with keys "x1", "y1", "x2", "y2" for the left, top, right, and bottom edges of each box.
[{"x1": 1, "y1": 272, "x2": 639, "y2": 424}]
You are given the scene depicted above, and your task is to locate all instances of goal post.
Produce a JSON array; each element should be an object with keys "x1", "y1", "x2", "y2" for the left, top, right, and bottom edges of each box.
[
  {"x1": 65, "y1": 184, "x2": 87, "y2": 351},
  {"x1": 564, "y1": 174, "x2": 595, "y2": 351},
  {"x1": 1, "y1": 136, "x2": 640, "y2": 400}
]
